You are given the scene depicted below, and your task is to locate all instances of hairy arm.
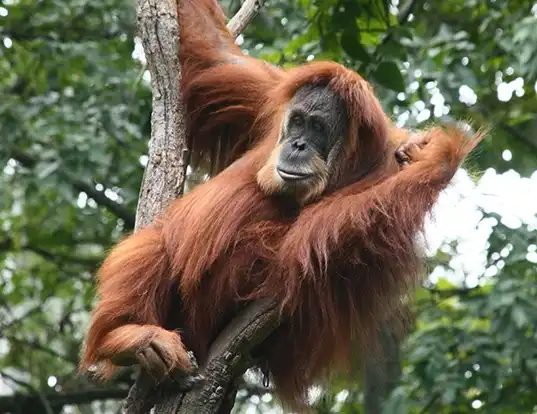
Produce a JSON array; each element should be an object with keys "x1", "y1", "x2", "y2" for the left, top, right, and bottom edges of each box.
[
  {"x1": 179, "y1": 0, "x2": 284, "y2": 172},
  {"x1": 278, "y1": 127, "x2": 483, "y2": 281},
  {"x1": 80, "y1": 225, "x2": 193, "y2": 379}
]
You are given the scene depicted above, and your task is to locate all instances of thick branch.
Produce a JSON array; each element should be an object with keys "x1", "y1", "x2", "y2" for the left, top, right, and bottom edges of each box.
[
  {"x1": 155, "y1": 299, "x2": 278, "y2": 414},
  {"x1": 121, "y1": 0, "x2": 189, "y2": 409},
  {"x1": 134, "y1": 0, "x2": 188, "y2": 230},
  {"x1": 124, "y1": 300, "x2": 279, "y2": 413},
  {"x1": 124, "y1": 0, "x2": 273, "y2": 413}
]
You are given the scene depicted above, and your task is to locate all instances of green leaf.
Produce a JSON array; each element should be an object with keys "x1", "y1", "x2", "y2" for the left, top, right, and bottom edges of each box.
[
  {"x1": 371, "y1": 61, "x2": 405, "y2": 92},
  {"x1": 341, "y1": 31, "x2": 371, "y2": 63},
  {"x1": 435, "y1": 277, "x2": 457, "y2": 291}
]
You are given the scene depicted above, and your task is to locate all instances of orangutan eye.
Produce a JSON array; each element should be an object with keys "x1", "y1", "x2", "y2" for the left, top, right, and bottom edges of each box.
[
  {"x1": 290, "y1": 113, "x2": 304, "y2": 128},
  {"x1": 311, "y1": 119, "x2": 325, "y2": 134}
]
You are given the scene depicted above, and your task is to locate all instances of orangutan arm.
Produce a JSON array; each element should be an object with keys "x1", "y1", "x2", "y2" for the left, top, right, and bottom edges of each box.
[
  {"x1": 279, "y1": 126, "x2": 484, "y2": 280},
  {"x1": 178, "y1": 0, "x2": 284, "y2": 171}
]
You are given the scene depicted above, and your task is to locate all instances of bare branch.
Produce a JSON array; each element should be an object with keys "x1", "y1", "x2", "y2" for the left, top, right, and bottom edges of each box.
[
  {"x1": 123, "y1": 0, "x2": 274, "y2": 412},
  {"x1": 155, "y1": 299, "x2": 278, "y2": 414},
  {"x1": 0, "y1": 387, "x2": 128, "y2": 413},
  {"x1": 0, "y1": 371, "x2": 54, "y2": 414},
  {"x1": 121, "y1": 0, "x2": 189, "y2": 410},
  {"x1": 227, "y1": 0, "x2": 264, "y2": 37},
  {"x1": 0, "y1": 235, "x2": 101, "y2": 267},
  {"x1": 363, "y1": 326, "x2": 401, "y2": 414},
  {"x1": 125, "y1": 300, "x2": 279, "y2": 414},
  {"x1": 0, "y1": 304, "x2": 44, "y2": 330},
  {"x1": 134, "y1": 0, "x2": 188, "y2": 230}
]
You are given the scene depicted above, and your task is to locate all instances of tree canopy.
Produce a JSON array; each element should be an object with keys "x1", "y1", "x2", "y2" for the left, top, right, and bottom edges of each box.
[{"x1": 1, "y1": 0, "x2": 537, "y2": 413}]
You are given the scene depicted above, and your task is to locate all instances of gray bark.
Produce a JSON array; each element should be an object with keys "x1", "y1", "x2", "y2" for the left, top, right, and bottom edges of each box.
[
  {"x1": 134, "y1": 0, "x2": 187, "y2": 230},
  {"x1": 155, "y1": 299, "x2": 278, "y2": 414},
  {"x1": 125, "y1": 0, "x2": 274, "y2": 413},
  {"x1": 227, "y1": 0, "x2": 264, "y2": 36}
]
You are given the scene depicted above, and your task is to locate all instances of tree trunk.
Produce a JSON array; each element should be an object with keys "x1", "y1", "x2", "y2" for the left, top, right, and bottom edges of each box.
[
  {"x1": 364, "y1": 325, "x2": 402, "y2": 414},
  {"x1": 123, "y1": 1, "x2": 278, "y2": 413}
]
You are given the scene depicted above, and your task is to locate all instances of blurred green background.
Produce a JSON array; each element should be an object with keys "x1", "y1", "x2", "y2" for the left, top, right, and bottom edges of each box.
[{"x1": 1, "y1": 0, "x2": 537, "y2": 413}]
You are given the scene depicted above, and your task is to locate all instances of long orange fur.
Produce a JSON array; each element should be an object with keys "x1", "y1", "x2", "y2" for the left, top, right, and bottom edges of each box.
[{"x1": 80, "y1": 0, "x2": 484, "y2": 410}]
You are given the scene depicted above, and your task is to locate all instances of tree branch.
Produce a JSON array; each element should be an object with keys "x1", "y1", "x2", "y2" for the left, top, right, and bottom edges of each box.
[
  {"x1": 133, "y1": 0, "x2": 188, "y2": 230},
  {"x1": 0, "y1": 371, "x2": 54, "y2": 414},
  {"x1": 374, "y1": 0, "x2": 422, "y2": 55},
  {"x1": 3, "y1": 334, "x2": 75, "y2": 364},
  {"x1": 155, "y1": 299, "x2": 278, "y2": 413},
  {"x1": 419, "y1": 392, "x2": 440, "y2": 413},
  {"x1": 0, "y1": 234, "x2": 101, "y2": 267},
  {"x1": 0, "y1": 304, "x2": 43, "y2": 330},
  {"x1": 0, "y1": 387, "x2": 128, "y2": 413},
  {"x1": 476, "y1": 105, "x2": 537, "y2": 153},
  {"x1": 122, "y1": 0, "x2": 274, "y2": 413},
  {"x1": 227, "y1": 0, "x2": 264, "y2": 37},
  {"x1": 425, "y1": 285, "x2": 482, "y2": 297}
]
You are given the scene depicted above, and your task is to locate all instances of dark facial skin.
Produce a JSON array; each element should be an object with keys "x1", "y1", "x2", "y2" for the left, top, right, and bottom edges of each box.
[
  {"x1": 276, "y1": 85, "x2": 349, "y2": 183},
  {"x1": 256, "y1": 84, "x2": 351, "y2": 205}
]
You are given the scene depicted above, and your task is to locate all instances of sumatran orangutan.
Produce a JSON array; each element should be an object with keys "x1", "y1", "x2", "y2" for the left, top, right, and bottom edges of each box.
[{"x1": 79, "y1": 0, "x2": 483, "y2": 409}]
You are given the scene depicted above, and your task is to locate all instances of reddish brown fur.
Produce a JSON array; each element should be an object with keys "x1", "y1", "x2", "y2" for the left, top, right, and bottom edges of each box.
[{"x1": 80, "y1": 0, "x2": 484, "y2": 410}]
